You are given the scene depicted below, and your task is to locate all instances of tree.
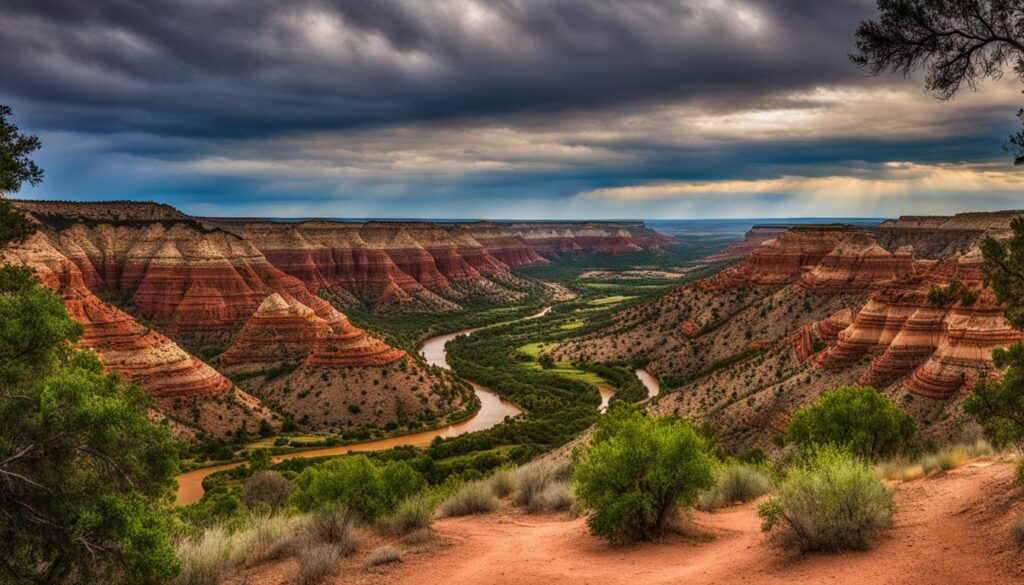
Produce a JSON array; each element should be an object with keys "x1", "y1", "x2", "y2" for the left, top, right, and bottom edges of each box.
[
  {"x1": 786, "y1": 386, "x2": 915, "y2": 460},
  {"x1": 0, "y1": 106, "x2": 179, "y2": 584},
  {"x1": 242, "y1": 471, "x2": 295, "y2": 515},
  {"x1": 572, "y1": 404, "x2": 714, "y2": 543},
  {"x1": 964, "y1": 220, "x2": 1024, "y2": 451},
  {"x1": 851, "y1": 1, "x2": 1024, "y2": 163},
  {"x1": 0, "y1": 105, "x2": 43, "y2": 195}
]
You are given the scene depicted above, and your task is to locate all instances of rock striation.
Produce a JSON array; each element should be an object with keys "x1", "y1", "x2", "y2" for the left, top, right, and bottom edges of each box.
[
  {"x1": 2, "y1": 231, "x2": 276, "y2": 438},
  {"x1": 499, "y1": 221, "x2": 675, "y2": 257}
]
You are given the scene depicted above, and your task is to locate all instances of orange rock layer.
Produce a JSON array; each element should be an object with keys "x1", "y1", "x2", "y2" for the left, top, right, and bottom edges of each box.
[{"x1": 220, "y1": 293, "x2": 406, "y2": 367}]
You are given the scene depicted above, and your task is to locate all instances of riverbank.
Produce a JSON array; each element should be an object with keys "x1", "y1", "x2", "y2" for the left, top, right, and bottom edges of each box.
[{"x1": 174, "y1": 309, "x2": 543, "y2": 506}]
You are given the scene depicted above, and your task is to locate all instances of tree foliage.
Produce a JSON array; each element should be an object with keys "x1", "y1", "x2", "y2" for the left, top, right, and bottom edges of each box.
[
  {"x1": 290, "y1": 454, "x2": 426, "y2": 520},
  {"x1": 982, "y1": 217, "x2": 1024, "y2": 330},
  {"x1": 786, "y1": 386, "x2": 915, "y2": 460},
  {"x1": 572, "y1": 404, "x2": 714, "y2": 543},
  {"x1": 0, "y1": 106, "x2": 179, "y2": 584},
  {"x1": 965, "y1": 342, "x2": 1024, "y2": 448},
  {"x1": 852, "y1": 1, "x2": 1024, "y2": 163},
  {"x1": 0, "y1": 105, "x2": 43, "y2": 195}
]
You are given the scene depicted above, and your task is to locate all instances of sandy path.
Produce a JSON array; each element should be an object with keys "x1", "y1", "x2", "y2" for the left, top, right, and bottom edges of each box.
[{"x1": 351, "y1": 460, "x2": 1024, "y2": 585}]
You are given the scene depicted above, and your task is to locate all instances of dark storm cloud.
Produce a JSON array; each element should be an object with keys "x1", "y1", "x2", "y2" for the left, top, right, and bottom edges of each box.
[{"x1": 0, "y1": 0, "x2": 877, "y2": 137}]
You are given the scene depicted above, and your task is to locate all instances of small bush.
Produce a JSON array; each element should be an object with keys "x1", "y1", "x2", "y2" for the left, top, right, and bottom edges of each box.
[
  {"x1": 236, "y1": 514, "x2": 302, "y2": 566},
  {"x1": 309, "y1": 505, "x2": 361, "y2": 555},
  {"x1": 174, "y1": 528, "x2": 234, "y2": 585},
  {"x1": 786, "y1": 386, "x2": 915, "y2": 460},
  {"x1": 511, "y1": 458, "x2": 572, "y2": 509},
  {"x1": 759, "y1": 447, "x2": 893, "y2": 552},
  {"x1": 296, "y1": 544, "x2": 341, "y2": 585},
  {"x1": 1011, "y1": 515, "x2": 1024, "y2": 549},
  {"x1": 438, "y1": 481, "x2": 497, "y2": 517},
  {"x1": 696, "y1": 463, "x2": 772, "y2": 511},
  {"x1": 527, "y1": 481, "x2": 575, "y2": 513},
  {"x1": 489, "y1": 467, "x2": 515, "y2": 498},
  {"x1": 573, "y1": 404, "x2": 715, "y2": 543},
  {"x1": 384, "y1": 493, "x2": 435, "y2": 535},
  {"x1": 364, "y1": 545, "x2": 404, "y2": 569}
]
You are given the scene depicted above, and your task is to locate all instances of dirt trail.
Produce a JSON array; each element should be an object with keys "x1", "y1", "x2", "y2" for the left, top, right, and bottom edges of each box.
[{"x1": 352, "y1": 459, "x2": 1024, "y2": 585}]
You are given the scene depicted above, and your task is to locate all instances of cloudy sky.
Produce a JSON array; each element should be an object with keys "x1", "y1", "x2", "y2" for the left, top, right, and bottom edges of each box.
[{"x1": 2, "y1": 0, "x2": 1023, "y2": 219}]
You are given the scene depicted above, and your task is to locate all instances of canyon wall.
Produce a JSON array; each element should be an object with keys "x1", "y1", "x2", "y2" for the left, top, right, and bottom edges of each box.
[
  {"x1": 5, "y1": 201, "x2": 489, "y2": 437},
  {"x1": 557, "y1": 210, "x2": 1024, "y2": 449}
]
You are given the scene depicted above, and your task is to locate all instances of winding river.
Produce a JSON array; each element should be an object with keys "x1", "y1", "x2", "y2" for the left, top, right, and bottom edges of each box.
[
  {"x1": 174, "y1": 309, "x2": 544, "y2": 505},
  {"x1": 174, "y1": 306, "x2": 662, "y2": 505}
]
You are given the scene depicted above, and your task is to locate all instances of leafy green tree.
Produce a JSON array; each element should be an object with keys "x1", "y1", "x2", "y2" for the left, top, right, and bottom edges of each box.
[
  {"x1": 852, "y1": 1, "x2": 1024, "y2": 163},
  {"x1": 572, "y1": 405, "x2": 714, "y2": 543},
  {"x1": 786, "y1": 386, "x2": 915, "y2": 460},
  {"x1": 962, "y1": 220, "x2": 1024, "y2": 450},
  {"x1": 0, "y1": 105, "x2": 179, "y2": 584},
  {"x1": 291, "y1": 454, "x2": 425, "y2": 520}
]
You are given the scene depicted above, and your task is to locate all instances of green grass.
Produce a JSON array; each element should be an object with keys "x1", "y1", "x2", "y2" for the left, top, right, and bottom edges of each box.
[
  {"x1": 587, "y1": 295, "x2": 635, "y2": 306},
  {"x1": 559, "y1": 319, "x2": 584, "y2": 330}
]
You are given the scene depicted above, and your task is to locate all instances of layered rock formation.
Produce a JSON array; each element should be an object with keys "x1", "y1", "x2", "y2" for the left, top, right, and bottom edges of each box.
[
  {"x1": 2, "y1": 231, "x2": 276, "y2": 438},
  {"x1": 557, "y1": 211, "x2": 1024, "y2": 450},
  {"x1": 499, "y1": 221, "x2": 675, "y2": 257},
  {"x1": 6, "y1": 200, "x2": 476, "y2": 437},
  {"x1": 700, "y1": 225, "x2": 790, "y2": 265}
]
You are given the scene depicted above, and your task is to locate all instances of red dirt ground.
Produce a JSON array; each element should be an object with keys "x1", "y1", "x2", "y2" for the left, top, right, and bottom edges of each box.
[{"x1": 233, "y1": 459, "x2": 1024, "y2": 585}]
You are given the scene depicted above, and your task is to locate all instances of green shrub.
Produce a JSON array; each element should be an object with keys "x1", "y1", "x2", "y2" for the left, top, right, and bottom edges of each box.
[
  {"x1": 572, "y1": 404, "x2": 715, "y2": 543},
  {"x1": 291, "y1": 455, "x2": 425, "y2": 520},
  {"x1": 696, "y1": 463, "x2": 772, "y2": 511},
  {"x1": 758, "y1": 447, "x2": 893, "y2": 552},
  {"x1": 786, "y1": 386, "x2": 915, "y2": 460},
  {"x1": 438, "y1": 481, "x2": 497, "y2": 517},
  {"x1": 489, "y1": 466, "x2": 515, "y2": 498}
]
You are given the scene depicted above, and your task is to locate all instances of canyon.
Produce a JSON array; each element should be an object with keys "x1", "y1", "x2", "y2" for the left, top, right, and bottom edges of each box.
[
  {"x1": 4, "y1": 200, "x2": 674, "y2": 439},
  {"x1": 556, "y1": 211, "x2": 1024, "y2": 448}
]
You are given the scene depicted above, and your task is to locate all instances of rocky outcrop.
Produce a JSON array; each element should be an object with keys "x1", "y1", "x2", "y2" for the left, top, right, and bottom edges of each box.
[
  {"x1": 499, "y1": 221, "x2": 675, "y2": 257},
  {"x1": 701, "y1": 225, "x2": 790, "y2": 265},
  {"x1": 812, "y1": 256, "x2": 1023, "y2": 398},
  {"x1": 708, "y1": 225, "x2": 868, "y2": 288},
  {"x1": 2, "y1": 231, "x2": 276, "y2": 438},
  {"x1": 201, "y1": 219, "x2": 545, "y2": 312}
]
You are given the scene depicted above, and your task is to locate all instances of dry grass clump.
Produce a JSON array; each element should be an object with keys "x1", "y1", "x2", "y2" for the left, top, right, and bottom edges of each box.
[
  {"x1": 309, "y1": 505, "x2": 363, "y2": 556},
  {"x1": 234, "y1": 514, "x2": 304, "y2": 566},
  {"x1": 364, "y1": 545, "x2": 404, "y2": 569},
  {"x1": 1011, "y1": 514, "x2": 1024, "y2": 549},
  {"x1": 526, "y1": 481, "x2": 575, "y2": 513},
  {"x1": 510, "y1": 458, "x2": 573, "y2": 511},
  {"x1": 488, "y1": 466, "x2": 515, "y2": 498},
  {"x1": 696, "y1": 463, "x2": 773, "y2": 512},
  {"x1": 400, "y1": 528, "x2": 435, "y2": 547},
  {"x1": 174, "y1": 528, "x2": 235, "y2": 585},
  {"x1": 878, "y1": 440, "x2": 995, "y2": 481},
  {"x1": 296, "y1": 543, "x2": 342, "y2": 585},
  {"x1": 438, "y1": 481, "x2": 497, "y2": 517},
  {"x1": 382, "y1": 493, "x2": 435, "y2": 535}
]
